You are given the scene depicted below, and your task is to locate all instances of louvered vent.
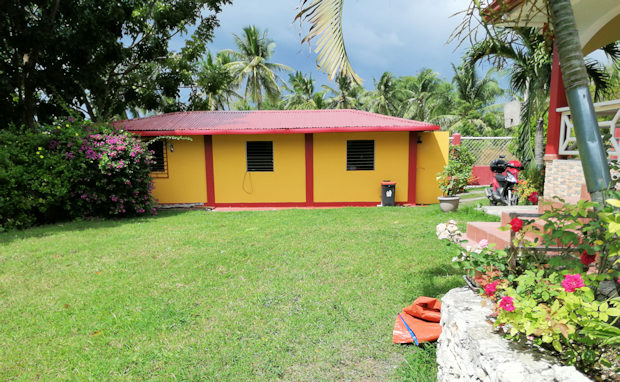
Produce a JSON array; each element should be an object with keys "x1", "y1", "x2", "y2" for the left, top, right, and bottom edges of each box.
[
  {"x1": 246, "y1": 141, "x2": 274, "y2": 172},
  {"x1": 346, "y1": 140, "x2": 374, "y2": 171}
]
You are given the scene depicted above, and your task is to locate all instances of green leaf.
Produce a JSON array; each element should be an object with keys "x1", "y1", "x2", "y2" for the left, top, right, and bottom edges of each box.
[{"x1": 552, "y1": 339, "x2": 562, "y2": 352}]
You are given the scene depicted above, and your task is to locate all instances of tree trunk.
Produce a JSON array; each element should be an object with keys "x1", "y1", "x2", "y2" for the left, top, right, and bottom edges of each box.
[
  {"x1": 548, "y1": 0, "x2": 611, "y2": 203},
  {"x1": 534, "y1": 117, "x2": 544, "y2": 168}
]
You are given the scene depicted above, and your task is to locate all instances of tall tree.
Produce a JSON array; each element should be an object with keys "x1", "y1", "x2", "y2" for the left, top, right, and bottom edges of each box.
[
  {"x1": 1, "y1": 0, "x2": 230, "y2": 128},
  {"x1": 224, "y1": 26, "x2": 292, "y2": 109}
]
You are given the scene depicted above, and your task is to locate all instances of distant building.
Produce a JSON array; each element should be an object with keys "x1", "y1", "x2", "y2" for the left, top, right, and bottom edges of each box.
[{"x1": 503, "y1": 100, "x2": 521, "y2": 129}]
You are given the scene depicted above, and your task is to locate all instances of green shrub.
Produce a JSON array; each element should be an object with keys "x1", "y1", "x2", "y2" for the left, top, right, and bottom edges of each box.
[{"x1": 0, "y1": 120, "x2": 155, "y2": 231}]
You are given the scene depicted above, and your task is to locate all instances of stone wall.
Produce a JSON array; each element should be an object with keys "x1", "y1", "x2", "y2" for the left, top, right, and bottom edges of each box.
[{"x1": 436, "y1": 287, "x2": 591, "y2": 382}]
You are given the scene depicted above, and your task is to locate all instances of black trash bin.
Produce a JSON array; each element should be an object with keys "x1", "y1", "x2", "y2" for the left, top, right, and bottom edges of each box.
[{"x1": 381, "y1": 181, "x2": 396, "y2": 206}]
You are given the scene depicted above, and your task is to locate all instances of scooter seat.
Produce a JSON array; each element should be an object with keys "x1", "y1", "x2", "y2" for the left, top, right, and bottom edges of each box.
[{"x1": 495, "y1": 174, "x2": 507, "y2": 183}]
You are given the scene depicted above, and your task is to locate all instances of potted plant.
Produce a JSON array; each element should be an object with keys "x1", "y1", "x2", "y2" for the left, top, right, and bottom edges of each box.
[{"x1": 436, "y1": 145, "x2": 474, "y2": 212}]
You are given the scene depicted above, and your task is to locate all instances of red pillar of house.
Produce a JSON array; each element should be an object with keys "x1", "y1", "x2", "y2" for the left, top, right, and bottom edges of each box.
[
  {"x1": 204, "y1": 135, "x2": 216, "y2": 207},
  {"x1": 545, "y1": 43, "x2": 568, "y2": 161},
  {"x1": 304, "y1": 133, "x2": 314, "y2": 206},
  {"x1": 407, "y1": 131, "x2": 418, "y2": 205}
]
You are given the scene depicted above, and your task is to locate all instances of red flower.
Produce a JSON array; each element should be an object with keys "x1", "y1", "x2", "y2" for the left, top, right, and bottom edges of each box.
[
  {"x1": 528, "y1": 192, "x2": 539, "y2": 205},
  {"x1": 509, "y1": 217, "x2": 523, "y2": 232},
  {"x1": 580, "y1": 251, "x2": 596, "y2": 266},
  {"x1": 561, "y1": 274, "x2": 585, "y2": 293},
  {"x1": 499, "y1": 296, "x2": 515, "y2": 312}
]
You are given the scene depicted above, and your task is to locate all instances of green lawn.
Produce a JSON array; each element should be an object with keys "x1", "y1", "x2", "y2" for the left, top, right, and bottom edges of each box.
[{"x1": 0, "y1": 206, "x2": 497, "y2": 381}]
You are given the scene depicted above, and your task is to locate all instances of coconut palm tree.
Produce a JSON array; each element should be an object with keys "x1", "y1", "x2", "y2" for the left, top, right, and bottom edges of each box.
[
  {"x1": 395, "y1": 69, "x2": 454, "y2": 122},
  {"x1": 362, "y1": 72, "x2": 402, "y2": 116},
  {"x1": 282, "y1": 71, "x2": 326, "y2": 109},
  {"x1": 323, "y1": 74, "x2": 364, "y2": 109},
  {"x1": 190, "y1": 51, "x2": 239, "y2": 111},
  {"x1": 224, "y1": 25, "x2": 292, "y2": 109}
]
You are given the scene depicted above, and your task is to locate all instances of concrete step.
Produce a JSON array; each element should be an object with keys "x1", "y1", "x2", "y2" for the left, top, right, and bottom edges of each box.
[{"x1": 464, "y1": 221, "x2": 511, "y2": 249}]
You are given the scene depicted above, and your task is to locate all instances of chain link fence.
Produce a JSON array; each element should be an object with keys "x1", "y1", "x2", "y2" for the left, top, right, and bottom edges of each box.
[{"x1": 450, "y1": 136, "x2": 516, "y2": 166}]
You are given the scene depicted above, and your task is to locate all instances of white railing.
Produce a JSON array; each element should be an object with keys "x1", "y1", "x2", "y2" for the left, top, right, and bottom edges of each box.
[{"x1": 558, "y1": 99, "x2": 620, "y2": 159}]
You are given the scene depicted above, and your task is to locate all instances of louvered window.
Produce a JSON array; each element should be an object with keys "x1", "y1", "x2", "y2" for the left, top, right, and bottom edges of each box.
[
  {"x1": 149, "y1": 140, "x2": 167, "y2": 173},
  {"x1": 247, "y1": 141, "x2": 274, "y2": 172},
  {"x1": 347, "y1": 140, "x2": 374, "y2": 171}
]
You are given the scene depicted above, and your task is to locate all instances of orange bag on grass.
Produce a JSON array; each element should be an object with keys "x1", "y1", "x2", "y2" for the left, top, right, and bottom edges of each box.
[{"x1": 392, "y1": 297, "x2": 442, "y2": 344}]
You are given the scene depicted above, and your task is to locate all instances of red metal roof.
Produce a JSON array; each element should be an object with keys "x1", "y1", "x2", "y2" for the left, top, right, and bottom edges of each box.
[{"x1": 113, "y1": 109, "x2": 439, "y2": 136}]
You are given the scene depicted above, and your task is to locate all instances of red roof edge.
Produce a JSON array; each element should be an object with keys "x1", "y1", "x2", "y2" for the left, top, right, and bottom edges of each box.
[{"x1": 125, "y1": 125, "x2": 440, "y2": 136}]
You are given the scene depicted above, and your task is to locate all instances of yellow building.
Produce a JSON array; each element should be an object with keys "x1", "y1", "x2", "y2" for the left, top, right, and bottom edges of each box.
[{"x1": 115, "y1": 110, "x2": 448, "y2": 207}]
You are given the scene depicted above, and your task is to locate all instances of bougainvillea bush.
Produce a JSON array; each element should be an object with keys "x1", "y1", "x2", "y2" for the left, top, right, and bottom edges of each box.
[
  {"x1": 444, "y1": 197, "x2": 620, "y2": 379},
  {"x1": 0, "y1": 120, "x2": 155, "y2": 231}
]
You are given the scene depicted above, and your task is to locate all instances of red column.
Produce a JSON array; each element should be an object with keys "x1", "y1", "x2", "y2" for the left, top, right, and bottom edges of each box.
[
  {"x1": 407, "y1": 131, "x2": 418, "y2": 205},
  {"x1": 204, "y1": 135, "x2": 216, "y2": 207},
  {"x1": 304, "y1": 133, "x2": 314, "y2": 206},
  {"x1": 545, "y1": 43, "x2": 568, "y2": 160}
]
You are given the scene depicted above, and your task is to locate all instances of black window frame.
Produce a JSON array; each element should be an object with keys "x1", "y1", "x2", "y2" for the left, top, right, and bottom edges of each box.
[
  {"x1": 346, "y1": 140, "x2": 375, "y2": 171},
  {"x1": 246, "y1": 141, "x2": 274, "y2": 172}
]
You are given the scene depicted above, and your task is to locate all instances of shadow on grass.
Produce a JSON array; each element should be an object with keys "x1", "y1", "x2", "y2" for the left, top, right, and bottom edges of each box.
[
  {"x1": 404, "y1": 263, "x2": 464, "y2": 301},
  {"x1": 0, "y1": 209, "x2": 196, "y2": 245}
]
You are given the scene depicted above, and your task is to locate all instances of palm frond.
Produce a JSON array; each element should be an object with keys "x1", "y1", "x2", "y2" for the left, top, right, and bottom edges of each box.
[{"x1": 295, "y1": 0, "x2": 362, "y2": 84}]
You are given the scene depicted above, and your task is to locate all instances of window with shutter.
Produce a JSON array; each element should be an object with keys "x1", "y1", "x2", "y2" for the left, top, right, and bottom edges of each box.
[
  {"x1": 346, "y1": 140, "x2": 374, "y2": 171},
  {"x1": 246, "y1": 141, "x2": 274, "y2": 172}
]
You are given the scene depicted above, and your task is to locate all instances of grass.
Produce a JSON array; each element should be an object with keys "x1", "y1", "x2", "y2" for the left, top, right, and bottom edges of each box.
[{"x1": 0, "y1": 205, "x2": 498, "y2": 381}]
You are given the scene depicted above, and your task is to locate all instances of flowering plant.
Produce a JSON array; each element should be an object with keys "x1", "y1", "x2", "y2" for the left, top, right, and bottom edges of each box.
[{"x1": 445, "y1": 196, "x2": 620, "y2": 378}]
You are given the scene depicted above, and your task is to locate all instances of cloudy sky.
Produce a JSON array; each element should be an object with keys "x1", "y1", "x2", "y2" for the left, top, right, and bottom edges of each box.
[{"x1": 202, "y1": 0, "x2": 475, "y2": 89}]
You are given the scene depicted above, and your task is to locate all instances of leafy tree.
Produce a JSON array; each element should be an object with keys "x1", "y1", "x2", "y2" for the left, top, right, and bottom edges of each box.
[
  {"x1": 224, "y1": 26, "x2": 292, "y2": 109},
  {"x1": 1, "y1": 0, "x2": 231, "y2": 129}
]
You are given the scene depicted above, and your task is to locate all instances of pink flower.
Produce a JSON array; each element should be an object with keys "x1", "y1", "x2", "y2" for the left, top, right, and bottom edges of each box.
[
  {"x1": 478, "y1": 239, "x2": 489, "y2": 249},
  {"x1": 499, "y1": 296, "x2": 515, "y2": 312},
  {"x1": 509, "y1": 217, "x2": 523, "y2": 232},
  {"x1": 561, "y1": 274, "x2": 585, "y2": 293},
  {"x1": 484, "y1": 280, "x2": 499, "y2": 296},
  {"x1": 617, "y1": 277, "x2": 620, "y2": 284},
  {"x1": 580, "y1": 251, "x2": 596, "y2": 266}
]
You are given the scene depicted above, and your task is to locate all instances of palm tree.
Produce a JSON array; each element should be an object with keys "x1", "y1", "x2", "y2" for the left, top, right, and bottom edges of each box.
[
  {"x1": 395, "y1": 69, "x2": 454, "y2": 121},
  {"x1": 224, "y1": 26, "x2": 292, "y2": 109},
  {"x1": 430, "y1": 63, "x2": 503, "y2": 136},
  {"x1": 191, "y1": 51, "x2": 239, "y2": 111},
  {"x1": 323, "y1": 74, "x2": 363, "y2": 109},
  {"x1": 362, "y1": 72, "x2": 401, "y2": 116},
  {"x1": 282, "y1": 71, "x2": 326, "y2": 109}
]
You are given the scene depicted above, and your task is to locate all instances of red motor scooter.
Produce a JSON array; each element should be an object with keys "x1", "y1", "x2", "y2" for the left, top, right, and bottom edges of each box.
[{"x1": 484, "y1": 156, "x2": 528, "y2": 206}]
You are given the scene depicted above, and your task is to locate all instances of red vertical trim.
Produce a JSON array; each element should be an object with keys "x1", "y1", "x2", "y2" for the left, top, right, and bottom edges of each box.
[
  {"x1": 545, "y1": 43, "x2": 568, "y2": 160},
  {"x1": 452, "y1": 133, "x2": 461, "y2": 146},
  {"x1": 408, "y1": 131, "x2": 418, "y2": 205},
  {"x1": 305, "y1": 133, "x2": 314, "y2": 206},
  {"x1": 204, "y1": 135, "x2": 216, "y2": 206}
]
